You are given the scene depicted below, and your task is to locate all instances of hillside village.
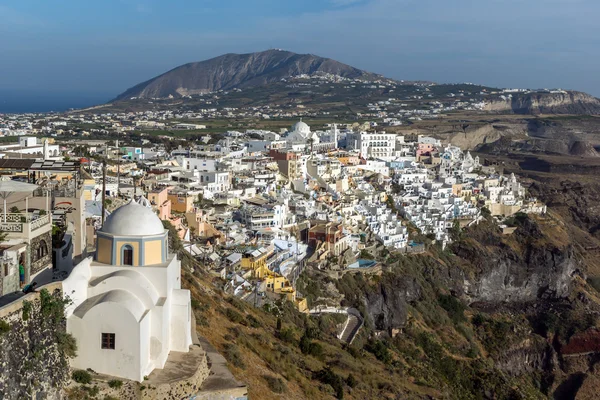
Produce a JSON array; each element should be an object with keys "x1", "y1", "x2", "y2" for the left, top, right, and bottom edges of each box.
[
  {"x1": 0, "y1": 117, "x2": 545, "y2": 303},
  {"x1": 0, "y1": 112, "x2": 548, "y2": 399}
]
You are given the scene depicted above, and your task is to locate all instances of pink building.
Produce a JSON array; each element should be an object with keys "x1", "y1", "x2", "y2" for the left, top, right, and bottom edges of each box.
[
  {"x1": 148, "y1": 187, "x2": 172, "y2": 221},
  {"x1": 416, "y1": 143, "x2": 436, "y2": 158}
]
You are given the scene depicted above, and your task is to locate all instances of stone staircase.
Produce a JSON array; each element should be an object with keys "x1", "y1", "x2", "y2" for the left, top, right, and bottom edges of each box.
[
  {"x1": 339, "y1": 313, "x2": 362, "y2": 344},
  {"x1": 310, "y1": 306, "x2": 364, "y2": 345}
]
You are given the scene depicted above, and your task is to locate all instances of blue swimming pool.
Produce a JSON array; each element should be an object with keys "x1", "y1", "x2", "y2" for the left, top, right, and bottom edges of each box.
[{"x1": 348, "y1": 259, "x2": 377, "y2": 269}]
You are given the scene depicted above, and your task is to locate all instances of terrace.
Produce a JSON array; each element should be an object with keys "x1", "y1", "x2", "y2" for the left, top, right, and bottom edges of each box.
[{"x1": 0, "y1": 213, "x2": 52, "y2": 237}]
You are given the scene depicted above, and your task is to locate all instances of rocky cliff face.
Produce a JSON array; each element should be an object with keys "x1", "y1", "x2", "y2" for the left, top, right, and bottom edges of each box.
[
  {"x1": 114, "y1": 49, "x2": 381, "y2": 100},
  {"x1": 363, "y1": 275, "x2": 421, "y2": 331},
  {"x1": 455, "y1": 218, "x2": 577, "y2": 303},
  {"x1": 0, "y1": 288, "x2": 73, "y2": 400},
  {"x1": 466, "y1": 245, "x2": 576, "y2": 303},
  {"x1": 357, "y1": 217, "x2": 577, "y2": 335},
  {"x1": 484, "y1": 91, "x2": 600, "y2": 115}
]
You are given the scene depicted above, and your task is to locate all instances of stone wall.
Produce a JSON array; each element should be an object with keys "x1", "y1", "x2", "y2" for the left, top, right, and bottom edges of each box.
[
  {"x1": 0, "y1": 283, "x2": 72, "y2": 400},
  {"x1": 30, "y1": 231, "x2": 52, "y2": 276}
]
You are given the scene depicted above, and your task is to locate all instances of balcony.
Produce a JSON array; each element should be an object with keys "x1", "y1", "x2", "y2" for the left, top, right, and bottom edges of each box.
[{"x1": 0, "y1": 213, "x2": 52, "y2": 238}]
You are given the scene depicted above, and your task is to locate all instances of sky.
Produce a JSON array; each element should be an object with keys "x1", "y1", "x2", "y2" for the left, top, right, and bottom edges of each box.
[{"x1": 0, "y1": 0, "x2": 599, "y2": 111}]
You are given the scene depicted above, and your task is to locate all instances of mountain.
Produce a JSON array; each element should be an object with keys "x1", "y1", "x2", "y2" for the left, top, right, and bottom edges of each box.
[
  {"x1": 113, "y1": 50, "x2": 383, "y2": 101},
  {"x1": 483, "y1": 91, "x2": 600, "y2": 115}
]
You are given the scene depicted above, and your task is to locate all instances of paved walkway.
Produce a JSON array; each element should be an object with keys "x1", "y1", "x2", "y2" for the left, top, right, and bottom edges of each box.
[
  {"x1": 0, "y1": 266, "x2": 56, "y2": 308},
  {"x1": 195, "y1": 336, "x2": 248, "y2": 399}
]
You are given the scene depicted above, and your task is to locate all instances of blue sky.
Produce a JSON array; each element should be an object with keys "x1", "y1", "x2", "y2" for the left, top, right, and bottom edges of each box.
[{"x1": 1, "y1": 0, "x2": 599, "y2": 101}]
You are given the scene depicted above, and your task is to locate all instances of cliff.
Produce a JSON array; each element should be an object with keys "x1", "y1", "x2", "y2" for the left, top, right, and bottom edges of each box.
[
  {"x1": 0, "y1": 287, "x2": 75, "y2": 400},
  {"x1": 454, "y1": 218, "x2": 577, "y2": 303},
  {"x1": 113, "y1": 49, "x2": 382, "y2": 100},
  {"x1": 484, "y1": 91, "x2": 600, "y2": 115}
]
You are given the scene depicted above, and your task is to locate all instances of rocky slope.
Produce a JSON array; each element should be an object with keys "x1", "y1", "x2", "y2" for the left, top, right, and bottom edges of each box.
[
  {"x1": 484, "y1": 91, "x2": 600, "y2": 115},
  {"x1": 0, "y1": 289, "x2": 75, "y2": 400},
  {"x1": 113, "y1": 50, "x2": 382, "y2": 100}
]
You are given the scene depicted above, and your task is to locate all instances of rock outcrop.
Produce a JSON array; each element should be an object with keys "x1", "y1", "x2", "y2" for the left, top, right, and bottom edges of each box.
[
  {"x1": 0, "y1": 287, "x2": 73, "y2": 400},
  {"x1": 455, "y1": 219, "x2": 577, "y2": 303},
  {"x1": 467, "y1": 244, "x2": 576, "y2": 303},
  {"x1": 484, "y1": 91, "x2": 600, "y2": 115},
  {"x1": 363, "y1": 275, "x2": 421, "y2": 332}
]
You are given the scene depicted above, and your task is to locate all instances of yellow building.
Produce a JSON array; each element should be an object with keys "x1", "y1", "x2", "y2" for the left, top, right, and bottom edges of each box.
[
  {"x1": 241, "y1": 246, "x2": 273, "y2": 277},
  {"x1": 241, "y1": 246, "x2": 307, "y2": 312}
]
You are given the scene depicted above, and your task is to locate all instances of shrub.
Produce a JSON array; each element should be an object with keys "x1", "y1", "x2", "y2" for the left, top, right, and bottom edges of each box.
[
  {"x1": 57, "y1": 331, "x2": 78, "y2": 358},
  {"x1": 315, "y1": 367, "x2": 344, "y2": 399},
  {"x1": 480, "y1": 207, "x2": 491, "y2": 219},
  {"x1": 225, "y1": 308, "x2": 245, "y2": 324},
  {"x1": 438, "y1": 294, "x2": 466, "y2": 323},
  {"x1": 246, "y1": 314, "x2": 261, "y2": 328},
  {"x1": 108, "y1": 379, "x2": 123, "y2": 389},
  {"x1": 72, "y1": 370, "x2": 92, "y2": 384},
  {"x1": 365, "y1": 340, "x2": 392, "y2": 364},
  {"x1": 346, "y1": 373, "x2": 357, "y2": 388},
  {"x1": 308, "y1": 342, "x2": 324, "y2": 359},
  {"x1": 0, "y1": 320, "x2": 10, "y2": 334},
  {"x1": 223, "y1": 344, "x2": 246, "y2": 370},
  {"x1": 22, "y1": 300, "x2": 32, "y2": 321},
  {"x1": 299, "y1": 333, "x2": 311, "y2": 354},
  {"x1": 263, "y1": 375, "x2": 287, "y2": 393},
  {"x1": 504, "y1": 212, "x2": 529, "y2": 227},
  {"x1": 346, "y1": 345, "x2": 361, "y2": 359},
  {"x1": 278, "y1": 327, "x2": 295, "y2": 344},
  {"x1": 359, "y1": 250, "x2": 374, "y2": 260}
]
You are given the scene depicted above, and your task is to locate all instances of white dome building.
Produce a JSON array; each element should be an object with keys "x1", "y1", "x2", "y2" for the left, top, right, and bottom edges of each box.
[
  {"x1": 291, "y1": 120, "x2": 311, "y2": 135},
  {"x1": 101, "y1": 201, "x2": 165, "y2": 236},
  {"x1": 63, "y1": 201, "x2": 193, "y2": 382},
  {"x1": 286, "y1": 119, "x2": 320, "y2": 149}
]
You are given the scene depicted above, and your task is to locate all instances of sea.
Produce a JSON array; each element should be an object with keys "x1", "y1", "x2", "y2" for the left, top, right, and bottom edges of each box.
[{"x1": 0, "y1": 90, "x2": 112, "y2": 114}]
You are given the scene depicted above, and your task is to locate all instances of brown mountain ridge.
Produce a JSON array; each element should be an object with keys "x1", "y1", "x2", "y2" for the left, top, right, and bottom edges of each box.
[{"x1": 112, "y1": 49, "x2": 383, "y2": 101}]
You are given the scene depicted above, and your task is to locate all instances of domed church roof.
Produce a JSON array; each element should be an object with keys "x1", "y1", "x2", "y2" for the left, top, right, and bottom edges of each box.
[
  {"x1": 291, "y1": 120, "x2": 311, "y2": 135},
  {"x1": 101, "y1": 201, "x2": 165, "y2": 236}
]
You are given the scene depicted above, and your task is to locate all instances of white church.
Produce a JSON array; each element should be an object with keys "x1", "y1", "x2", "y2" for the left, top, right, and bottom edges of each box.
[
  {"x1": 284, "y1": 120, "x2": 339, "y2": 152},
  {"x1": 63, "y1": 201, "x2": 193, "y2": 382}
]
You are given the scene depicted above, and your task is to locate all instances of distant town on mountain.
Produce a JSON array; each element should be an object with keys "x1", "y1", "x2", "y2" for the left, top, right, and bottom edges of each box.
[{"x1": 111, "y1": 50, "x2": 600, "y2": 116}]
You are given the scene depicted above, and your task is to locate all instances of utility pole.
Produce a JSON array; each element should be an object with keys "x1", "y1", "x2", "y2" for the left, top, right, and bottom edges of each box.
[
  {"x1": 116, "y1": 139, "x2": 120, "y2": 197},
  {"x1": 101, "y1": 160, "x2": 107, "y2": 226},
  {"x1": 133, "y1": 176, "x2": 137, "y2": 201},
  {"x1": 254, "y1": 283, "x2": 258, "y2": 308}
]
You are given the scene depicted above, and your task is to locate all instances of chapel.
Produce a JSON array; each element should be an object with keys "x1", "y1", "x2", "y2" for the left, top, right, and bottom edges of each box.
[{"x1": 63, "y1": 201, "x2": 193, "y2": 382}]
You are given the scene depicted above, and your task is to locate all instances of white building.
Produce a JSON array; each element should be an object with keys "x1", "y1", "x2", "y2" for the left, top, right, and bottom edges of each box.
[
  {"x1": 63, "y1": 202, "x2": 193, "y2": 382},
  {"x1": 346, "y1": 131, "x2": 397, "y2": 160}
]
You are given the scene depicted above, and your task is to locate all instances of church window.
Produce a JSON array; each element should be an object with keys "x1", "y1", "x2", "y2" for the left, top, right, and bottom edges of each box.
[
  {"x1": 101, "y1": 333, "x2": 115, "y2": 349},
  {"x1": 122, "y1": 245, "x2": 133, "y2": 266}
]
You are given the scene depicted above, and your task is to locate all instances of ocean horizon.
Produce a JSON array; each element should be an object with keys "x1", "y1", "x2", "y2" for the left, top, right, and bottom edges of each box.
[{"x1": 0, "y1": 90, "x2": 112, "y2": 114}]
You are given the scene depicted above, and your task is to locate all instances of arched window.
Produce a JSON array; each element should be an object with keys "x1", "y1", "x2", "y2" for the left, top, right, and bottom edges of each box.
[
  {"x1": 37, "y1": 240, "x2": 48, "y2": 260},
  {"x1": 122, "y1": 245, "x2": 133, "y2": 266}
]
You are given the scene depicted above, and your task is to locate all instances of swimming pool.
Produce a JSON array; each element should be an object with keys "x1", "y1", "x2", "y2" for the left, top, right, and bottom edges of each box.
[{"x1": 348, "y1": 259, "x2": 377, "y2": 269}]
